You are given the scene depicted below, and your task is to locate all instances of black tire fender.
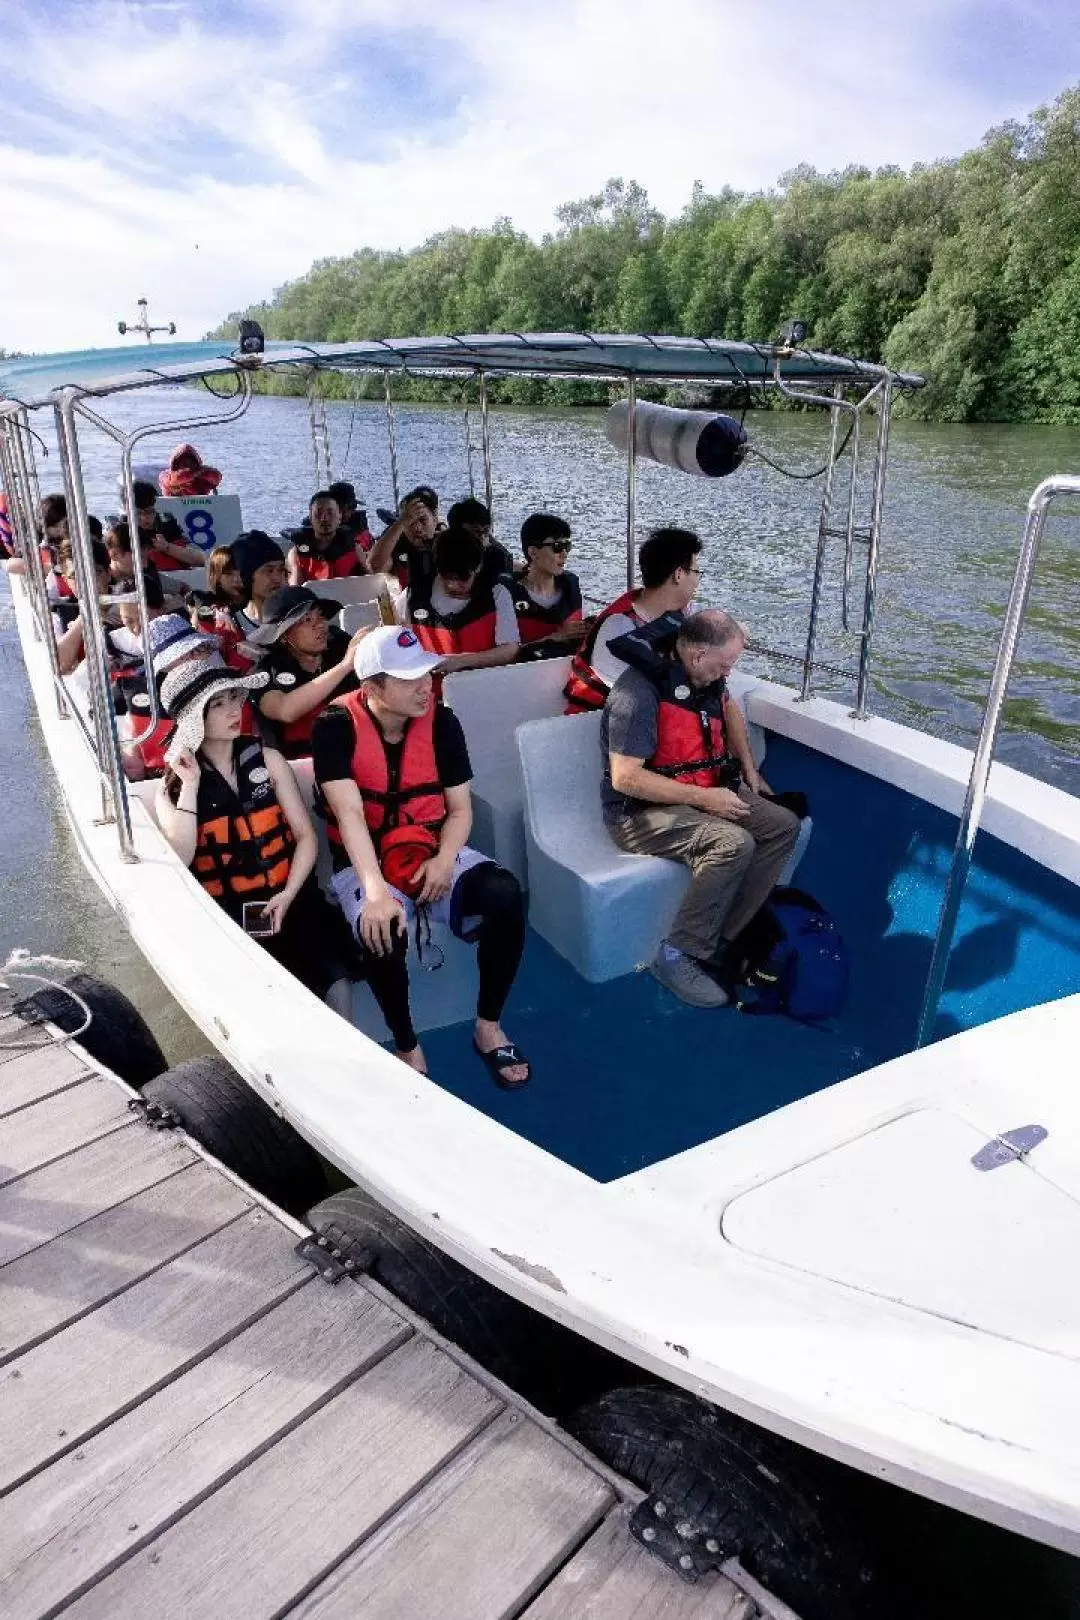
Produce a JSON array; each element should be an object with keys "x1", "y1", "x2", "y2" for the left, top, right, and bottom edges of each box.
[
  {"x1": 142, "y1": 1056, "x2": 327, "y2": 1216},
  {"x1": 15, "y1": 970, "x2": 167, "y2": 1089}
]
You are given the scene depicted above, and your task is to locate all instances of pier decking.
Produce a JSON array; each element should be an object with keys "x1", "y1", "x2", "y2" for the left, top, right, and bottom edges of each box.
[{"x1": 0, "y1": 1003, "x2": 765, "y2": 1619}]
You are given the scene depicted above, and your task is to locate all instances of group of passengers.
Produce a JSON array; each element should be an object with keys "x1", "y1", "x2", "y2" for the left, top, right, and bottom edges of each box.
[{"x1": 4, "y1": 448, "x2": 801, "y2": 1081}]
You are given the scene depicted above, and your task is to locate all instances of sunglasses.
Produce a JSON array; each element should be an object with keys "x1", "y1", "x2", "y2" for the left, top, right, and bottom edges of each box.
[{"x1": 544, "y1": 540, "x2": 572, "y2": 555}]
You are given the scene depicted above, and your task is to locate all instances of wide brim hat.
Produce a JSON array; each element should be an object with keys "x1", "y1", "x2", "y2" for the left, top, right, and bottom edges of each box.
[
  {"x1": 147, "y1": 613, "x2": 221, "y2": 675},
  {"x1": 247, "y1": 584, "x2": 341, "y2": 647},
  {"x1": 160, "y1": 661, "x2": 268, "y2": 762}
]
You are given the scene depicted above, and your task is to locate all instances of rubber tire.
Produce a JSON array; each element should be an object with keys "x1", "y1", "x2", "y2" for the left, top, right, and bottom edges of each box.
[
  {"x1": 15, "y1": 970, "x2": 167, "y2": 1089},
  {"x1": 569, "y1": 1384, "x2": 882, "y2": 1620},
  {"x1": 143, "y1": 1056, "x2": 327, "y2": 1216},
  {"x1": 306, "y1": 1186, "x2": 621, "y2": 1413}
]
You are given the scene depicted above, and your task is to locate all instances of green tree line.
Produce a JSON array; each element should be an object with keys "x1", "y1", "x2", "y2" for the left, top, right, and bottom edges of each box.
[{"x1": 211, "y1": 87, "x2": 1080, "y2": 423}]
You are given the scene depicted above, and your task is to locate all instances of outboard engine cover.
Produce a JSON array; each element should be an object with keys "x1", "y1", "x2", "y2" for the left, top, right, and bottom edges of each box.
[{"x1": 605, "y1": 400, "x2": 747, "y2": 477}]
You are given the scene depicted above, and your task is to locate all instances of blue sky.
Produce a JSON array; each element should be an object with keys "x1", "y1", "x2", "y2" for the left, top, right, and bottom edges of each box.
[{"x1": 2, "y1": 0, "x2": 1079, "y2": 352}]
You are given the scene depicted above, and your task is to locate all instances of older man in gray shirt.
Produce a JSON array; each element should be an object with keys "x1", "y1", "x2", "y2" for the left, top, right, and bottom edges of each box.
[{"x1": 601, "y1": 609, "x2": 799, "y2": 1007}]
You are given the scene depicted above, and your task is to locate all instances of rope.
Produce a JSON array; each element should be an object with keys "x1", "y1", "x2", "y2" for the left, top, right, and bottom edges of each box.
[{"x1": 0, "y1": 949, "x2": 94, "y2": 1050}]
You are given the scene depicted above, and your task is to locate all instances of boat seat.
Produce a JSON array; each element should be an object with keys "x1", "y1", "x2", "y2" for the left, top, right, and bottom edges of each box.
[
  {"x1": 442, "y1": 658, "x2": 572, "y2": 884},
  {"x1": 160, "y1": 566, "x2": 207, "y2": 593},
  {"x1": 305, "y1": 574, "x2": 396, "y2": 608},
  {"x1": 517, "y1": 693, "x2": 811, "y2": 983}
]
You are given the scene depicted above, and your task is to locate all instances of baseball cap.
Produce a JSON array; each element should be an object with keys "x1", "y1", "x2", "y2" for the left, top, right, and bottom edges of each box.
[{"x1": 353, "y1": 625, "x2": 441, "y2": 681}]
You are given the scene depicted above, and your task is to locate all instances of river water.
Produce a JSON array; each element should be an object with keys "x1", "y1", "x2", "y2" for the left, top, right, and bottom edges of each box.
[{"x1": 2, "y1": 390, "x2": 1079, "y2": 1051}]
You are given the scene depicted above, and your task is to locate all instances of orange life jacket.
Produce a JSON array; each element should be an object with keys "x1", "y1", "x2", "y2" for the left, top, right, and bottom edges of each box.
[
  {"x1": 564, "y1": 588, "x2": 643, "y2": 713},
  {"x1": 408, "y1": 576, "x2": 498, "y2": 656},
  {"x1": 293, "y1": 532, "x2": 367, "y2": 581},
  {"x1": 324, "y1": 691, "x2": 446, "y2": 855},
  {"x1": 647, "y1": 665, "x2": 731, "y2": 787},
  {"x1": 508, "y1": 573, "x2": 583, "y2": 644},
  {"x1": 190, "y1": 740, "x2": 295, "y2": 911}
]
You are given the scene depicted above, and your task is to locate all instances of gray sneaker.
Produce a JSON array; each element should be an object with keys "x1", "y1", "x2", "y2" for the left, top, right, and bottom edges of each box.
[{"x1": 650, "y1": 943, "x2": 730, "y2": 1008}]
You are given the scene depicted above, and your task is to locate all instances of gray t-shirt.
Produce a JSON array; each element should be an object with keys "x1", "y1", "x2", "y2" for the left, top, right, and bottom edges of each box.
[{"x1": 599, "y1": 666, "x2": 664, "y2": 824}]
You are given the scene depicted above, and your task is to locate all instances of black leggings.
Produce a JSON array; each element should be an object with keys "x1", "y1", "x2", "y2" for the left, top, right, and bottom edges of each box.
[{"x1": 364, "y1": 862, "x2": 526, "y2": 1052}]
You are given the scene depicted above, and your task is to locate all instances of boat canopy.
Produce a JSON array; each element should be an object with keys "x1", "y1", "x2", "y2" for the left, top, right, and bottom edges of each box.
[{"x1": 0, "y1": 332, "x2": 924, "y2": 410}]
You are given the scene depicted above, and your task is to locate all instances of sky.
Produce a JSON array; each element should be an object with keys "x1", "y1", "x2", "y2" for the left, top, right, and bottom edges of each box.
[{"x1": 2, "y1": 0, "x2": 1079, "y2": 353}]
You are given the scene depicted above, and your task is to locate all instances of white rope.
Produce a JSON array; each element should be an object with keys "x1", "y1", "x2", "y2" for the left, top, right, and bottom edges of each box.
[{"x1": 0, "y1": 949, "x2": 94, "y2": 1049}]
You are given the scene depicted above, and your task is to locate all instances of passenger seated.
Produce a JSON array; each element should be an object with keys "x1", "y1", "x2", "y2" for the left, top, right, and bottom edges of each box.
[
  {"x1": 158, "y1": 443, "x2": 222, "y2": 498},
  {"x1": 327, "y1": 480, "x2": 374, "y2": 550},
  {"x1": 104, "y1": 518, "x2": 174, "y2": 606},
  {"x1": 252, "y1": 585, "x2": 369, "y2": 757},
  {"x1": 406, "y1": 528, "x2": 520, "y2": 672},
  {"x1": 50, "y1": 539, "x2": 112, "y2": 675},
  {"x1": 368, "y1": 485, "x2": 440, "y2": 589},
  {"x1": 117, "y1": 612, "x2": 225, "y2": 780},
  {"x1": 564, "y1": 526, "x2": 702, "y2": 713},
  {"x1": 155, "y1": 663, "x2": 381, "y2": 1022},
  {"x1": 286, "y1": 491, "x2": 371, "y2": 585},
  {"x1": 230, "y1": 531, "x2": 288, "y2": 636},
  {"x1": 509, "y1": 513, "x2": 586, "y2": 660},
  {"x1": 0, "y1": 492, "x2": 13, "y2": 560},
  {"x1": 602, "y1": 609, "x2": 799, "y2": 1007},
  {"x1": 445, "y1": 498, "x2": 514, "y2": 581},
  {"x1": 189, "y1": 545, "x2": 254, "y2": 669},
  {"x1": 312, "y1": 626, "x2": 531, "y2": 1087},
  {"x1": 1, "y1": 493, "x2": 100, "y2": 591},
  {"x1": 131, "y1": 480, "x2": 205, "y2": 570}
]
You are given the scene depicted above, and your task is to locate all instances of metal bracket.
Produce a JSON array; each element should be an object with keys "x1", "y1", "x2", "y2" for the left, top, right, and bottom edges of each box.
[
  {"x1": 971, "y1": 1123, "x2": 1048, "y2": 1171},
  {"x1": 629, "y1": 1494, "x2": 730, "y2": 1583},
  {"x1": 294, "y1": 1234, "x2": 374, "y2": 1285}
]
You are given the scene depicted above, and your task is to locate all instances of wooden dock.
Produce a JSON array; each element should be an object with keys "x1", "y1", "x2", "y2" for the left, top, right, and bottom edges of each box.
[{"x1": 0, "y1": 1002, "x2": 767, "y2": 1620}]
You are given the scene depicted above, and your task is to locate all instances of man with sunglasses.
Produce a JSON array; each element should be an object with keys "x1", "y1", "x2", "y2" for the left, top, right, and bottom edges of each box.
[
  {"x1": 564, "y1": 526, "x2": 703, "y2": 712},
  {"x1": 406, "y1": 527, "x2": 521, "y2": 673},
  {"x1": 508, "y1": 513, "x2": 586, "y2": 660}
]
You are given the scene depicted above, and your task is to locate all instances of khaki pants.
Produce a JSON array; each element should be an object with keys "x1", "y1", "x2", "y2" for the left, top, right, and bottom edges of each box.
[{"x1": 610, "y1": 788, "x2": 801, "y2": 961}]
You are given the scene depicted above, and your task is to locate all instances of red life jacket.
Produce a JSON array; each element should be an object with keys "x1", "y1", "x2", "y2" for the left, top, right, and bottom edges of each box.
[
  {"x1": 191, "y1": 741, "x2": 295, "y2": 914},
  {"x1": 564, "y1": 588, "x2": 643, "y2": 713},
  {"x1": 408, "y1": 576, "x2": 498, "y2": 656},
  {"x1": 508, "y1": 573, "x2": 583, "y2": 644},
  {"x1": 646, "y1": 665, "x2": 731, "y2": 787},
  {"x1": 146, "y1": 547, "x2": 184, "y2": 572},
  {"x1": 127, "y1": 695, "x2": 175, "y2": 775},
  {"x1": 293, "y1": 532, "x2": 367, "y2": 581},
  {"x1": 200, "y1": 606, "x2": 255, "y2": 671},
  {"x1": 324, "y1": 691, "x2": 446, "y2": 855}
]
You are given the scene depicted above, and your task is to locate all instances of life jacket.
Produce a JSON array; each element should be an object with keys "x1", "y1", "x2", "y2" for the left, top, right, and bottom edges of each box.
[
  {"x1": 146, "y1": 547, "x2": 184, "y2": 572},
  {"x1": 408, "y1": 575, "x2": 498, "y2": 656},
  {"x1": 564, "y1": 588, "x2": 643, "y2": 713},
  {"x1": 508, "y1": 573, "x2": 583, "y2": 644},
  {"x1": 191, "y1": 740, "x2": 295, "y2": 913},
  {"x1": 389, "y1": 541, "x2": 433, "y2": 592},
  {"x1": 293, "y1": 530, "x2": 366, "y2": 581},
  {"x1": 323, "y1": 691, "x2": 446, "y2": 855},
  {"x1": 646, "y1": 664, "x2": 732, "y2": 788},
  {"x1": 126, "y1": 690, "x2": 175, "y2": 775},
  {"x1": 199, "y1": 605, "x2": 256, "y2": 671}
]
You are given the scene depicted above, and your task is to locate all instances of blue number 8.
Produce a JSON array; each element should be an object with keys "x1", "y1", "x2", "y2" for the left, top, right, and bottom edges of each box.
[{"x1": 185, "y1": 510, "x2": 217, "y2": 550}]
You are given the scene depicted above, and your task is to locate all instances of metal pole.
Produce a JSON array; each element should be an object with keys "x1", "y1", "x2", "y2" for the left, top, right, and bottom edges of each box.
[
  {"x1": 839, "y1": 408, "x2": 862, "y2": 631},
  {"x1": 478, "y1": 370, "x2": 493, "y2": 524},
  {"x1": 1, "y1": 422, "x2": 69, "y2": 716},
  {"x1": 853, "y1": 378, "x2": 893, "y2": 717},
  {"x1": 383, "y1": 373, "x2": 400, "y2": 508},
  {"x1": 915, "y1": 473, "x2": 1080, "y2": 1047},
  {"x1": 799, "y1": 382, "x2": 845, "y2": 699},
  {"x1": 54, "y1": 393, "x2": 136, "y2": 860},
  {"x1": 462, "y1": 384, "x2": 476, "y2": 498},
  {"x1": 625, "y1": 373, "x2": 638, "y2": 592}
]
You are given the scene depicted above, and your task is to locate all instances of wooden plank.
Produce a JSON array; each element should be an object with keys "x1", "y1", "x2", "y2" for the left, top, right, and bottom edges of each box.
[
  {"x1": 521, "y1": 1505, "x2": 753, "y2": 1620},
  {"x1": 0, "y1": 1018, "x2": 51, "y2": 1069},
  {"x1": 63, "y1": 1335, "x2": 501, "y2": 1620},
  {"x1": 0, "y1": 1127, "x2": 195, "y2": 1269},
  {"x1": 0, "y1": 1161, "x2": 250, "y2": 1363},
  {"x1": 0, "y1": 1283, "x2": 411, "y2": 1620},
  {"x1": 0, "y1": 1208, "x2": 309, "y2": 1495},
  {"x1": 0, "y1": 1081, "x2": 128, "y2": 1190},
  {"x1": 288, "y1": 1410, "x2": 614, "y2": 1620},
  {"x1": 0, "y1": 1042, "x2": 87, "y2": 1109}
]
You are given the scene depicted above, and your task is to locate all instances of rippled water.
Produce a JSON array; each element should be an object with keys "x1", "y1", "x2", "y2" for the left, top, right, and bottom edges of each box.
[{"x1": 2, "y1": 390, "x2": 1079, "y2": 1047}]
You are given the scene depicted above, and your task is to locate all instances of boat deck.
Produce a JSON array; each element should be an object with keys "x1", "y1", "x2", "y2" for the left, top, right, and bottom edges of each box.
[{"x1": 0, "y1": 997, "x2": 765, "y2": 1620}]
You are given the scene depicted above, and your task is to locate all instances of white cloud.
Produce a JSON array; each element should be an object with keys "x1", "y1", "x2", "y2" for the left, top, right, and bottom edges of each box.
[{"x1": 0, "y1": 0, "x2": 1071, "y2": 351}]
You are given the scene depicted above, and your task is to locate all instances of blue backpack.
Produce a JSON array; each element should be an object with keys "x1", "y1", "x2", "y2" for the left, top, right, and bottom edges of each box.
[{"x1": 736, "y1": 889, "x2": 849, "y2": 1024}]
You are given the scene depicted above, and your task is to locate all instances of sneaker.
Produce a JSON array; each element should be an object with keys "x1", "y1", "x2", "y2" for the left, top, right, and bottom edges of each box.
[{"x1": 650, "y1": 942, "x2": 730, "y2": 1008}]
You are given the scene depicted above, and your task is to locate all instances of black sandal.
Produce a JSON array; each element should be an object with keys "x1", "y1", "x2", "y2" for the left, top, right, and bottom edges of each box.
[{"x1": 472, "y1": 1037, "x2": 532, "y2": 1090}]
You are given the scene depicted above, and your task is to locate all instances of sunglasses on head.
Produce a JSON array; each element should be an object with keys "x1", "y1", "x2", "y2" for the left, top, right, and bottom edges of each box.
[{"x1": 544, "y1": 539, "x2": 572, "y2": 554}]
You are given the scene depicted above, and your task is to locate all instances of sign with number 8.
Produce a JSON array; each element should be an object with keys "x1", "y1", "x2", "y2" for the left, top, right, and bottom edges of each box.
[{"x1": 157, "y1": 494, "x2": 243, "y2": 553}]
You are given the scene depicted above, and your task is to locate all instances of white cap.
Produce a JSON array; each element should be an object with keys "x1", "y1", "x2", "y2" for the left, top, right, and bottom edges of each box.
[{"x1": 353, "y1": 624, "x2": 442, "y2": 681}]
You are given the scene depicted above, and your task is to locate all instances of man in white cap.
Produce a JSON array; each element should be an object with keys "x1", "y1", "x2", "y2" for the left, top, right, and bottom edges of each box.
[{"x1": 312, "y1": 625, "x2": 531, "y2": 1088}]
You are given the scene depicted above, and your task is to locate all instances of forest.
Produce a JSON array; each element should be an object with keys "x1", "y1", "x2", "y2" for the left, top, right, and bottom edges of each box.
[{"x1": 211, "y1": 88, "x2": 1080, "y2": 423}]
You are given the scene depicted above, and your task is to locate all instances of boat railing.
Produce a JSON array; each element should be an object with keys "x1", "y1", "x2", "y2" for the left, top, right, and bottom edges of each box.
[{"x1": 916, "y1": 473, "x2": 1080, "y2": 1046}]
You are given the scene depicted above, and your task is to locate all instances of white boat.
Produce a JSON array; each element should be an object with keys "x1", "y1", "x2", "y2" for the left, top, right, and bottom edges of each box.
[{"x1": 4, "y1": 334, "x2": 1080, "y2": 1594}]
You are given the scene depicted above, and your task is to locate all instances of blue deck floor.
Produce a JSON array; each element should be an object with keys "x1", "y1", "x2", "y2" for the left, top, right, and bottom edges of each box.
[{"x1": 419, "y1": 737, "x2": 1080, "y2": 1182}]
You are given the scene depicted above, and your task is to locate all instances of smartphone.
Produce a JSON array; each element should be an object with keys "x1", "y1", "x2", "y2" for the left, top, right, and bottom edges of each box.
[{"x1": 242, "y1": 901, "x2": 274, "y2": 939}]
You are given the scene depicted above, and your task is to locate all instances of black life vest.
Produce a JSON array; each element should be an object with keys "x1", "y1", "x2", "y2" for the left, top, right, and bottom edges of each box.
[
  {"x1": 508, "y1": 572, "x2": 583, "y2": 644},
  {"x1": 190, "y1": 741, "x2": 295, "y2": 917}
]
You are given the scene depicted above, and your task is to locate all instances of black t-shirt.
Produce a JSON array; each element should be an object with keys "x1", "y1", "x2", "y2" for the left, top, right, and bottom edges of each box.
[
  {"x1": 257, "y1": 626, "x2": 360, "y2": 753},
  {"x1": 312, "y1": 701, "x2": 473, "y2": 870}
]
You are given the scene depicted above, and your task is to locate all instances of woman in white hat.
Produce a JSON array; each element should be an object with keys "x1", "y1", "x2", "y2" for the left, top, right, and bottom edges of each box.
[{"x1": 153, "y1": 661, "x2": 413, "y2": 1040}]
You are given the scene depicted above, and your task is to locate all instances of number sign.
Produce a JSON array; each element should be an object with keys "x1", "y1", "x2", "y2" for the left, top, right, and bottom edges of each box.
[{"x1": 156, "y1": 494, "x2": 243, "y2": 553}]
